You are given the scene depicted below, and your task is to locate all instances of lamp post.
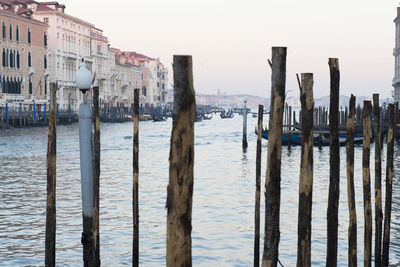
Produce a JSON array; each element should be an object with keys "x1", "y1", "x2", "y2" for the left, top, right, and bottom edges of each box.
[{"x1": 75, "y1": 60, "x2": 94, "y2": 266}]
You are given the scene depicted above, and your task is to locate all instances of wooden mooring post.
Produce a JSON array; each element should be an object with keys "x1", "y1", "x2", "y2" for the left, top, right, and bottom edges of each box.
[
  {"x1": 362, "y1": 101, "x2": 372, "y2": 267},
  {"x1": 254, "y1": 104, "x2": 263, "y2": 267},
  {"x1": 346, "y1": 95, "x2": 357, "y2": 267},
  {"x1": 133, "y1": 88, "x2": 139, "y2": 267},
  {"x1": 166, "y1": 55, "x2": 195, "y2": 267},
  {"x1": 296, "y1": 73, "x2": 314, "y2": 267},
  {"x1": 373, "y1": 94, "x2": 382, "y2": 267},
  {"x1": 92, "y1": 86, "x2": 101, "y2": 267},
  {"x1": 382, "y1": 103, "x2": 396, "y2": 267},
  {"x1": 45, "y1": 83, "x2": 57, "y2": 267},
  {"x1": 262, "y1": 46, "x2": 286, "y2": 267},
  {"x1": 326, "y1": 58, "x2": 340, "y2": 267}
]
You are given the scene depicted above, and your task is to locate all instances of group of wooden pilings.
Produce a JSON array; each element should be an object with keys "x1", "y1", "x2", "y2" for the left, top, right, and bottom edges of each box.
[
  {"x1": 43, "y1": 56, "x2": 195, "y2": 267},
  {"x1": 253, "y1": 48, "x2": 397, "y2": 267},
  {"x1": 44, "y1": 50, "x2": 396, "y2": 267},
  {"x1": 0, "y1": 103, "x2": 79, "y2": 129}
]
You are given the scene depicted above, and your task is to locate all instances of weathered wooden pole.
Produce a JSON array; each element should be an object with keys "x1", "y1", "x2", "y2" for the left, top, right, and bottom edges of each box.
[
  {"x1": 373, "y1": 94, "x2": 382, "y2": 267},
  {"x1": 166, "y1": 55, "x2": 195, "y2": 267},
  {"x1": 133, "y1": 88, "x2": 139, "y2": 267},
  {"x1": 45, "y1": 83, "x2": 57, "y2": 267},
  {"x1": 346, "y1": 95, "x2": 357, "y2": 267},
  {"x1": 288, "y1": 105, "x2": 292, "y2": 149},
  {"x1": 382, "y1": 103, "x2": 396, "y2": 267},
  {"x1": 326, "y1": 58, "x2": 340, "y2": 267},
  {"x1": 243, "y1": 98, "x2": 248, "y2": 149},
  {"x1": 363, "y1": 101, "x2": 372, "y2": 267},
  {"x1": 296, "y1": 73, "x2": 314, "y2": 267},
  {"x1": 92, "y1": 86, "x2": 101, "y2": 267},
  {"x1": 254, "y1": 104, "x2": 264, "y2": 267},
  {"x1": 262, "y1": 46, "x2": 286, "y2": 267}
]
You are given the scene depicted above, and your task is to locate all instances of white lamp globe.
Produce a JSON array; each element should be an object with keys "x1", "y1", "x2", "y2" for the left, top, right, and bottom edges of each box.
[{"x1": 75, "y1": 61, "x2": 92, "y2": 93}]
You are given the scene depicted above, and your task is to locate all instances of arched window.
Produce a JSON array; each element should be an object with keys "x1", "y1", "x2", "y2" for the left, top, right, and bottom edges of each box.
[
  {"x1": 16, "y1": 52, "x2": 20, "y2": 69},
  {"x1": 27, "y1": 28, "x2": 31, "y2": 43},
  {"x1": 18, "y1": 78, "x2": 21, "y2": 94},
  {"x1": 16, "y1": 25, "x2": 19, "y2": 42},
  {"x1": 1, "y1": 75, "x2": 4, "y2": 93},
  {"x1": 28, "y1": 52, "x2": 31, "y2": 67},
  {"x1": 44, "y1": 55, "x2": 47, "y2": 69},
  {"x1": 6, "y1": 77, "x2": 9, "y2": 93},
  {"x1": 9, "y1": 50, "x2": 13, "y2": 68},
  {"x1": 2, "y1": 22, "x2": 5, "y2": 39},
  {"x1": 9, "y1": 23, "x2": 12, "y2": 40},
  {"x1": 2, "y1": 49, "x2": 5, "y2": 67},
  {"x1": 5, "y1": 49, "x2": 8, "y2": 67}
]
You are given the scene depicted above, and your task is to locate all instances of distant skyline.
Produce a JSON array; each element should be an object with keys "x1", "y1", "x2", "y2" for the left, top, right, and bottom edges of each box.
[{"x1": 65, "y1": 0, "x2": 397, "y2": 99}]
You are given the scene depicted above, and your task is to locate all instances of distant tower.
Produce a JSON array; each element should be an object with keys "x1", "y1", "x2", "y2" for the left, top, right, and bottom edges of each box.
[{"x1": 393, "y1": 5, "x2": 400, "y2": 103}]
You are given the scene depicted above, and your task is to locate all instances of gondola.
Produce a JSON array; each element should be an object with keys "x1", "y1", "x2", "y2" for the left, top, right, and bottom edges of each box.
[{"x1": 255, "y1": 127, "x2": 364, "y2": 146}]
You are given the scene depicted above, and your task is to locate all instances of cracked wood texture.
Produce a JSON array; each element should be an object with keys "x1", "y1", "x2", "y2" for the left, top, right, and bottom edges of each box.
[
  {"x1": 296, "y1": 73, "x2": 314, "y2": 267},
  {"x1": 326, "y1": 58, "x2": 340, "y2": 267},
  {"x1": 382, "y1": 103, "x2": 396, "y2": 267},
  {"x1": 133, "y1": 88, "x2": 139, "y2": 267},
  {"x1": 373, "y1": 94, "x2": 382, "y2": 267},
  {"x1": 262, "y1": 47, "x2": 286, "y2": 267},
  {"x1": 45, "y1": 83, "x2": 57, "y2": 267},
  {"x1": 346, "y1": 95, "x2": 357, "y2": 267},
  {"x1": 254, "y1": 104, "x2": 264, "y2": 267},
  {"x1": 167, "y1": 55, "x2": 195, "y2": 267},
  {"x1": 362, "y1": 101, "x2": 372, "y2": 267}
]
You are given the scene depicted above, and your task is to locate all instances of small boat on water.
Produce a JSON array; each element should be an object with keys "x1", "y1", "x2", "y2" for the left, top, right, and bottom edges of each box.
[
  {"x1": 255, "y1": 127, "x2": 364, "y2": 146},
  {"x1": 203, "y1": 113, "x2": 213, "y2": 120},
  {"x1": 152, "y1": 114, "x2": 167, "y2": 122},
  {"x1": 220, "y1": 110, "x2": 234, "y2": 119}
]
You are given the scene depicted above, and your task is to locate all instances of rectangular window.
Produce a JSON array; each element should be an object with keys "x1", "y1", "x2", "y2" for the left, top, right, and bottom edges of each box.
[
  {"x1": 28, "y1": 29, "x2": 31, "y2": 44},
  {"x1": 43, "y1": 18, "x2": 49, "y2": 23}
]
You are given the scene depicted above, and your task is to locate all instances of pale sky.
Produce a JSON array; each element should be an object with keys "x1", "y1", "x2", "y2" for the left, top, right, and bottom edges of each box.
[{"x1": 65, "y1": 0, "x2": 397, "y2": 99}]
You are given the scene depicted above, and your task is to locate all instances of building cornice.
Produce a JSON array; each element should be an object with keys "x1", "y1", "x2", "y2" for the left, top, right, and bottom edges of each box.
[
  {"x1": 0, "y1": 9, "x2": 48, "y2": 27},
  {"x1": 34, "y1": 10, "x2": 94, "y2": 28}
]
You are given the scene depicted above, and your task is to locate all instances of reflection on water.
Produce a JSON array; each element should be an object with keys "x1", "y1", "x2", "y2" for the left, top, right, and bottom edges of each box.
[{"x1": 0, "y1": 115, "x2": 399, "y2": 266}]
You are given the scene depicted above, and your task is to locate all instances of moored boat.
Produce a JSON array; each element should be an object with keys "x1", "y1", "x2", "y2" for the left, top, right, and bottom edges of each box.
[{"x1": 255, "y1": 127, "x2": 364, "y2": 146}]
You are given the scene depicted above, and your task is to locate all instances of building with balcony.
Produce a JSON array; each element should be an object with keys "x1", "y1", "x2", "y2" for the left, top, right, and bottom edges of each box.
[
  {"x1": 0, "y1": 0, "x2": 48, "y2": 103},
  {"x1": 31, "y1": 1, "x2": 93, "y2": 111},
  {"x1": 394, "y1": 6, "x2": 400, "y2": 103}
]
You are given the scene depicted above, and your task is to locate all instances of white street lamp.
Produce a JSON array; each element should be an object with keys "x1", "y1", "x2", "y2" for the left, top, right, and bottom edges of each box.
[{"x1": 75, "y1": 59, "x2": 94, "y2": 266}]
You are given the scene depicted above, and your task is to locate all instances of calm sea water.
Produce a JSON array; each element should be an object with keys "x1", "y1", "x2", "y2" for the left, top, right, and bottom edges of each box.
[{"x1": 0, "y1": 114, "x2": 399, "y2": 266}]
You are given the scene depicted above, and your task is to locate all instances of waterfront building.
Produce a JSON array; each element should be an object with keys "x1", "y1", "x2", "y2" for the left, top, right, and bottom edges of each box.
[
  {"x1": 0, "y1": 0, "x2": 48, "y2": 103},
  {"x1": 90, "y1": 27, "x2": 110, "y2": 106},
  {"x1": 30, "y1": 1, "x2": 93, "y2": 111},
  {"x1": 116, "y1": 50, "x2": 168, "y2": 106},
  {"x1": 394, "y1": 6, "x2": 400, "y2": 103}
]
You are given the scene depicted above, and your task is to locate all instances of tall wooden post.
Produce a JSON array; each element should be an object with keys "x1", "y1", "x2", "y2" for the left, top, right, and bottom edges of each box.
[
  {"x1": 346, "y1": 95, "x2": 357, "y2": 267},
  {"x1": 382, "y1": 103, "x2": 396, "y2": 267},
  {"x1": 167, "y1": 55, "x2": 195, "y2": 267},
  {"x1": 363, "y1": 101, "x2": 372, "y2": 267},
  {"x1": 133, "y1": 89, "x2": 140, "y2": 267},
  {"x1": 254, "y1": 104, "x2": 264, "y2": 267},
  {"x1": 262, "y1": 47, "x2": 286, "y2": 267},
  {"x1": 326, "y1": 58, "x2": 340, "y2": 267},
  {"x1": 296, "y1": 73, "x2": 314, "y2": 267},
  {"x1": 373, "y1": 94, "x2": 382, "y2": 267},
  {"x1": 45, "y1": 83, "x2": 57, "y2": 267},
  {"x1": 92, "y1": 86, "x2": 101, "y2": 267}
]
